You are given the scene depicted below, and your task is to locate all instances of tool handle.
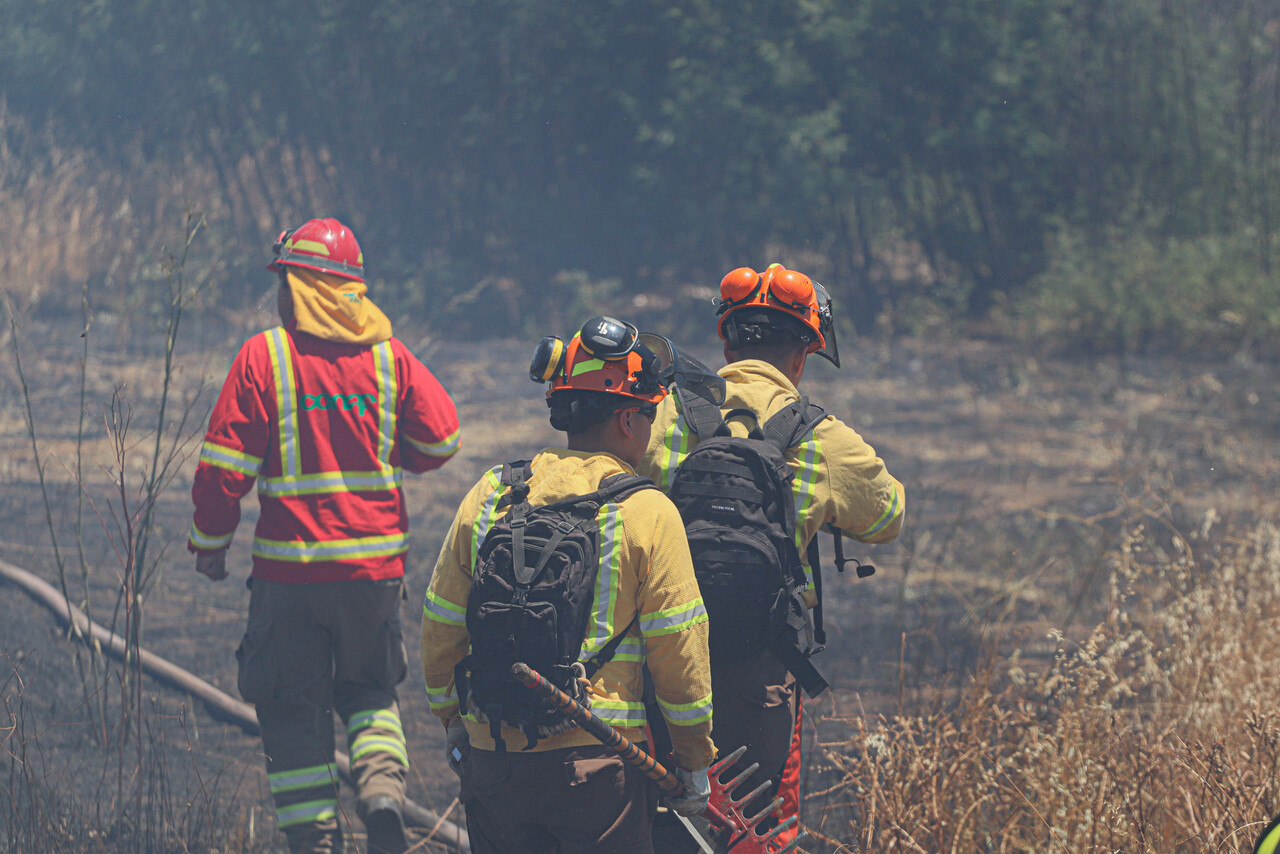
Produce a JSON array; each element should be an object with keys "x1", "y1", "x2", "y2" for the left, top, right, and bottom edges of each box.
[{"x1": 511, "y1": 662, "x2": 684, "y2": 794}]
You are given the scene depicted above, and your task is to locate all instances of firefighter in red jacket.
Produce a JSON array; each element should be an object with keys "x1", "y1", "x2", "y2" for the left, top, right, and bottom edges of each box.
[{"x1": 188, "y1": 218, "x2": 461, "y2": 854}]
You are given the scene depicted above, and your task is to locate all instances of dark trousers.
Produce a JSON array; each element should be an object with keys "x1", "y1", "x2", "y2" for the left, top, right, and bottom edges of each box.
[
  {"x1": 653, "y1": 652, "x2": 798, "y2": 853},
  {"x1": 461, "y1": 744, "x2": 659, "y2": 854},
  {"x1": 237, "y1": 578, "x2": 410, "y2": 854}
]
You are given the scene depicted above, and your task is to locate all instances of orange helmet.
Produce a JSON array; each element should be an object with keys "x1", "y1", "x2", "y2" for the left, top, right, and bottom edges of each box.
[
  {"x1": 529, "y1": 316, "x2": 669, "y2": 406},
  {"x1": 266, "y1": 217, "x2": 365, "y2": 283},
  {"x1": 716, "y1": 263, "x2": 840, "y2": 366}
]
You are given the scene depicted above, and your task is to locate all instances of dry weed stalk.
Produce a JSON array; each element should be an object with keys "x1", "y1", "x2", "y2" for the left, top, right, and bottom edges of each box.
[{"x1": 806, "y1": 522, "x2": 1280, "y2": 852}]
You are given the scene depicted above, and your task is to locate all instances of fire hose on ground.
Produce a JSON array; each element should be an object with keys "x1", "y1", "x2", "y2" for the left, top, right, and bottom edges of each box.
[{"x1": 0, "y1": 558, "x2": 470, "y2": 852}]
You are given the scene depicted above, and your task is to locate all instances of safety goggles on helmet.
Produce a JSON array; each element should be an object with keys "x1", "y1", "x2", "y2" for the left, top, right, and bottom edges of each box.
[
  {"x1": 715, "y1": 264, "x2": 841, "y2": 367},
  {"x1": 529, "y1": 316, "x2": 670, "y2": 405}
]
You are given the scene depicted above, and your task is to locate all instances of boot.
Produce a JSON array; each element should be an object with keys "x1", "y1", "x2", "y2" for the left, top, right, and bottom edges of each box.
[{"x1": 360, "y1": 795, "x2": 409, "y2": 854}]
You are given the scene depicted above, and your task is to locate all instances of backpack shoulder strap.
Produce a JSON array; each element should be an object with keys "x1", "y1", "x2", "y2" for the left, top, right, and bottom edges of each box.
[
  {"x1": 674, "y1": 385, "x2": 725, "y2": 439},
  {"x1": 595, "y1": 473, "x2": 658, "y2": 504},
  {"x1": 496, "y1": 460, "x2": 534, "y2": 508},
  {"x1": 761, "y1": 397, "x2": 827, "y2": 452},
  {"x1": 536, "y1": 473, "x2": 657, "y2": 517},
  {"x1": 497, "y1": 460, "x2": 534, "y2": 583}
]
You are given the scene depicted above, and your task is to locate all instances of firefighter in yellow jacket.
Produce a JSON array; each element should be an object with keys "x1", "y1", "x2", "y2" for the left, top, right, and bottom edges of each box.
[
  {"x1": 638, "y1": 265, "x2": 905, "y2": 848},
  {"x1": 421, "y1": 316, "x2": 715, "y2": 854}
]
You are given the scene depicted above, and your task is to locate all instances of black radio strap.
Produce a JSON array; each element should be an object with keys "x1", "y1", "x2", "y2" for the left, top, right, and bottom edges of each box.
[{"x1": 771, "y1": 636, "x2": 829, "y2": 698}]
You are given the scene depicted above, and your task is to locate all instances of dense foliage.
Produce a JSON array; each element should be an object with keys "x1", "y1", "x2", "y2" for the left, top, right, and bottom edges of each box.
[{"x1": 2, "y1": 0, "x2": 1279, "y2": 346}]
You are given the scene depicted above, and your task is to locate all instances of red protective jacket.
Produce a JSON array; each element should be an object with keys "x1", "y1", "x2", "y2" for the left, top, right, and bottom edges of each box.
[{"x1": 188, "y1": 324, "x2": 460, "y2": 583}]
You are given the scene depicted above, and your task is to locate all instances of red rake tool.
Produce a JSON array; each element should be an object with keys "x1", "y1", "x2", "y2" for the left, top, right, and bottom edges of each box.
[
  {"x1": 511, "y1": 662, "x2": 807, "y2": 853},
  {"x1": 705, "y1": 744, "x2": 803, "y2": 854}
]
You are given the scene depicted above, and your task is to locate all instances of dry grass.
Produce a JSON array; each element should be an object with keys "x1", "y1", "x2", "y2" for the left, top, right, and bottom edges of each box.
[{"x1": 801, "y1": 518, "x2": 1280, "y2": 852}]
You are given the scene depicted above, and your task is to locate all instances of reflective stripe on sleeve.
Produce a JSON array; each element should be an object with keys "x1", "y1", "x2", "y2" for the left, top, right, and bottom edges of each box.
[
  {"x1": 639, "y1": 598, "x2": 708, "y2": 638},
  {"x1": 856, "y1": 484, "x2": 903, "y2": 540},
  {"x1": 199, "y1": 441, "x2": 263, "y2": 476},
  {"x1": 373, "y1": 341, "x2": 397, "y2": 468},
  {"x1": 258, "y1": 468, "x2": 403, "y2": 497},
  {"x1": 657, "y1": 693, "x2": 714, "y2": 726},
  {"x1": 275, "y1": 798, "x2": 339, "y2": 828},
  {"x1": 252, "y1": 533, "x2": 408, "y2": 563},
  {"x1": 426, "y1": 681, "x2": 458, "y2": 711},
  {"x1": 265, "y1": 327, "x2": 300, "y2": 479},
  {"x1": 407, "y1": 428, "x2": 460, "y2": 459},
  {"x1": 589, "y1": 698, "x2": 647, "y2": 728},
  {"x1": 267, "y1": 763, "x2": 338, "y2": 795},
  {"x1": 189, "y1": 522, "x2": 233, "y2": 551},
  {"x1": 424, "y1": 590, "x2": 467, "y2": 626}
]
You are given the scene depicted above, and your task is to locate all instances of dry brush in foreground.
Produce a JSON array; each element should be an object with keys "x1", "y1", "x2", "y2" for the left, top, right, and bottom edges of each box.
[{"x1": 806, "y1": 522, "x2": 1280, "y2": 852}]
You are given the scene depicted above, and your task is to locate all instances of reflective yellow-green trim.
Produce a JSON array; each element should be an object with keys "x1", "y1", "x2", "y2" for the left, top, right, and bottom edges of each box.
[
  {"x1": 407, "y1": 428, "x2": 460, "y2": 458},
  {"x1": 658, "y1": 692, "x2": 714, "y2": 726},
  {"x1": 189, "y1": 522, "x2": 233, "y2": 550},
  {"x1": 199, "y1": 440, "x2": 263, "y2": 476},
  {"x1": 373, "y1": 340, "x2": 397, "y2": 468},
  {"x1": 275, "y1": 798, "x2": 338, "y2": 828},
  {"x1": 639, "y1": 598, "x2": 708, "y2": 637},
  {"x1": 258, "y1": 468, "x2": 402, "y2": 497},
  {"x1": 265, "y1": 327, "x2": 300, "y2": 479},
  {"x1": 268, "y1": 763, "x2": 338, "y2": 794},
  {"x1": 252, "y1": 533, "x2": 408, "y2": 563},
  {"x1": 424, "y1": 590, "x2": 467, "y2": 626}
]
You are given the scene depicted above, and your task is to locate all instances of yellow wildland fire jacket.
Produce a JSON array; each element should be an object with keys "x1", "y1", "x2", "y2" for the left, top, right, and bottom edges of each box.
[
  {"x1": 421, "y1": 449, "x2": 715, "y2": 770},
  {"x1": 639, "y1": 360, "x2": 905, "y2": 604}
]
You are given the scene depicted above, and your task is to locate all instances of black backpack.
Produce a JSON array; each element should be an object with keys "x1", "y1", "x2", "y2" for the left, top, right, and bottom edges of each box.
[
  {"x1": 454, "y1": 462, "x2": 656, "y2": 752},
  {"x1": 667, "y1": 396, "x2": 832, "y2": 697}
]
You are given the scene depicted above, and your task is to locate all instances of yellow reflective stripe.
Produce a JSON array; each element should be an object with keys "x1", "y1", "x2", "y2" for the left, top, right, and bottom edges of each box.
[
  {"x1": 856, "y1": 484, "x2": 903, "y2": 540},
  {"x1": 350, "y1": 732, "x2": 409, "y2": 767},
  {"x1": 189, "y1": 522, "x2": 233, "y2": 550},
  {"x1": 640, "y1": 598, "x2": 708, "y2": 637},
  {"x1": 266, "y1": 327, "x2": 300, "y2": 479},
  {"x1": 288, "y1": 237, "x2": 331, "y2": 256},
  {"x1": 258, "y1": 468, "x2": 403, "y2": 497},
  {"x1": 660, "y1": 407, "x2": 691, "y2": 491},
  {"x1": 268, "y1": 763, "x2": 338, "y2": 794},
  {"x1": 426, "y1": 681, "x2": 458, "y2": 710},
  {"x1": 252, "y1": 533, "x2": 408, "y2": 563},
  {"x1": 373, "y1": 341, "x2": 397, "y2": 468},
  {"x1": 470, "y1": 467, "x2": 506, "y2": 570},
  {"x1": 590, "y1": 698, "x2": 647, "y2": 727},
  {"x1": 276, "y1": 798, "x2": 338, "y2": 828},
  {"x1": 200, "y1": 440, "x2": 263, "y2": 476},
  {"x1": 424, "y1": 590, "x2": 467, "y2": 626},
  {"x1": 407, "y1": 428, "x2": 460, "y2": 458},
  {"x1": 580, "y1": 502, "x2": 623, "y2": 660},
  {"x1": 347, "y1": 709, "x2": 404, "y2": 739},
  {"x1": 793, "y1": 433, "x2": 822, "y2": 589},
  {"x1": 571, "y1": 357, "x2": 606, "y2": 377},
  {"x1": 658, "y1": 692, "x2": 714, "y2": 726}
]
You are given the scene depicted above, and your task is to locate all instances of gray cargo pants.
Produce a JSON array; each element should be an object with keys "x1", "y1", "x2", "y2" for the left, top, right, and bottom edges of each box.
[{"x1": 237, "y1": 577, "x2": 410, "y2": 854}]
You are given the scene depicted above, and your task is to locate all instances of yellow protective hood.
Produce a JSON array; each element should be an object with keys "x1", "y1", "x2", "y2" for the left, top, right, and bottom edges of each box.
[{"x1": 285, "y1": 269, "x2": 392, "y2": 345}]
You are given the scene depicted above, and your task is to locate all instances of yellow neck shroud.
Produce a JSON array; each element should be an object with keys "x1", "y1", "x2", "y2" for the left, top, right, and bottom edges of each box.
[{"x1": 285, "y1": 269, "x2": 392, "y2": 345}]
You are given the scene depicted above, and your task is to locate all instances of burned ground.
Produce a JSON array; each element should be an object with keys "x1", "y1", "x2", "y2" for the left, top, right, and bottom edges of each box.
[{"x1": 2, "y1": 312, "x2": 1277, "y2": 851}]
